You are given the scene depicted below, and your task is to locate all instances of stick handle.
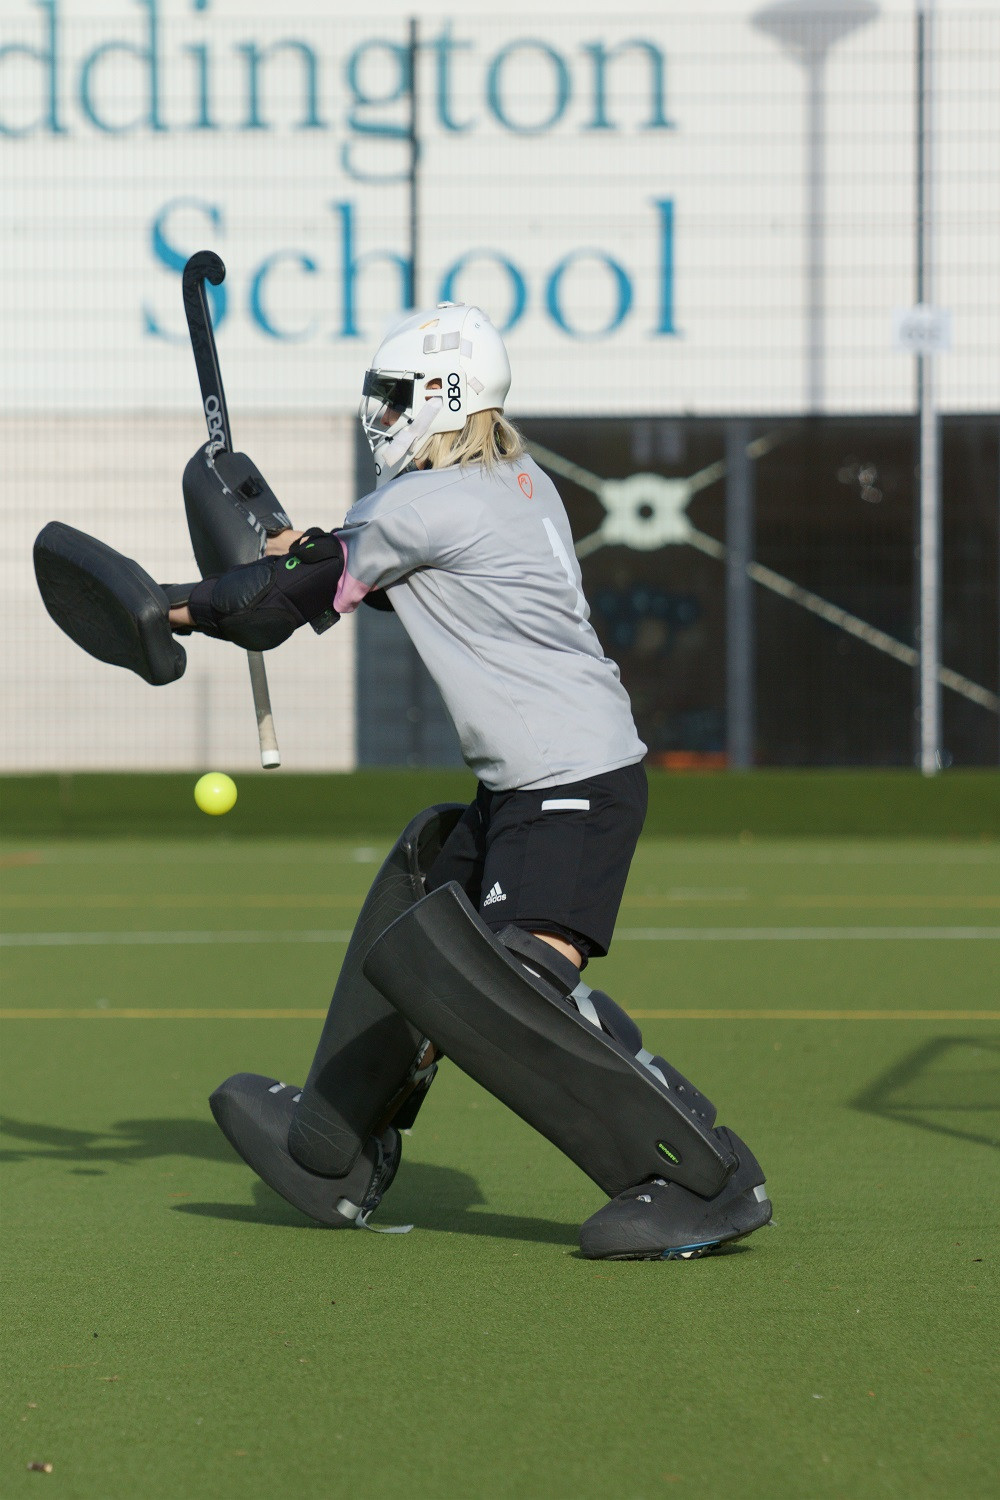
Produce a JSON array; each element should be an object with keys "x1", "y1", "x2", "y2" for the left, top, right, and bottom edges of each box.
[{"x1": 247, "y1": 650, "x2": 281, "y2": 769}]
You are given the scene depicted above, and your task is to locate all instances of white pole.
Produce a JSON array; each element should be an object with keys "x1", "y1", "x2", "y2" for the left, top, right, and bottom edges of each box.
[
  {"x1": 804, "y1": 56, "x2": 825, "y2": 413},
  {"x1": 917, "y1": 0, "x2": 941, "y2": 775}
]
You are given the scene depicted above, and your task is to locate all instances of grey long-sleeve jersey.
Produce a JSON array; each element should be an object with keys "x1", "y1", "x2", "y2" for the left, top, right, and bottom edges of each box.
[{"x1": 333, "y1": 455, "x2": 646, "y2": 792}]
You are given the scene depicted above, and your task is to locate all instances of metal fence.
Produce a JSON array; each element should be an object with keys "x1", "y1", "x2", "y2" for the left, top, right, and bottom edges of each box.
[{"x1": 2, "y1": 3, "x2": 997, "y2": 771}]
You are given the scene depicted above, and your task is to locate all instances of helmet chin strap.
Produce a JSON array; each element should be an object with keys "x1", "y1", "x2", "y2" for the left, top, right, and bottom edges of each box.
[{"x1": 375, "y1": 396, "x2": 444, "y2": 484}]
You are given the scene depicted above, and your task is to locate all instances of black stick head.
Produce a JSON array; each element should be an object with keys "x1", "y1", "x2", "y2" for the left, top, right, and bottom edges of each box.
[{"x1": 183, "y1": 250, "x2": 226, "y2": 292}]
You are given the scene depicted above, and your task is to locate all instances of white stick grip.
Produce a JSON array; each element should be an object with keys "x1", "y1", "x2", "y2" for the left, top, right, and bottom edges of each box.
[{"x1": 246, "y1": 650, "x2": 280, "y2": 768}]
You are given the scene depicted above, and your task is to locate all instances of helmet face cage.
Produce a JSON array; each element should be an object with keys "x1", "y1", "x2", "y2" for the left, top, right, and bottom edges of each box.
[{"x1": 359, "y1": 369, "x2": 420, "y2": 451}]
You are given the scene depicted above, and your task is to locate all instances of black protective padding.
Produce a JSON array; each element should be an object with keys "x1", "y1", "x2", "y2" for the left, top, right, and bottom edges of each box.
[
  {"x1": 363, "y1": 883, "x2": 737, "y2": 1200},
  {"x1": 584, "y1": 989, "x2": 644, "y2": 1054},
  {"x1": 210, "y1": 1073, "x2": 400, "y2": 1227},
  {"x1": 286, "y1": 803, "x2": 468, "y2": 1177},
  {"x1": 579, "y1": 1127, "x2": 771, "y2": 1260},
  {"x1": 184, "y1": 532, "x2": 344, "y2": 650},
  {"x1": 33, "y1": 522, "x2": 186, "y2": 687},
  {"x1": 183, "y1": 445, "x2": 292, "y2": 577}
]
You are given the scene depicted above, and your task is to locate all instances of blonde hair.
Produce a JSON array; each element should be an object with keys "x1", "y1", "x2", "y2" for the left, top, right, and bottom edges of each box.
[{"x1": 414, "y1": 410, "x2": 526, "y2": 473}]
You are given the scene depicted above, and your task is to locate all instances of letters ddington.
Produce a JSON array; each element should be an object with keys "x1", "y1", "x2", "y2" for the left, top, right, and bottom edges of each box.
[{"x1": 2, "y1": 0, "x2": 679, "y2": 343}]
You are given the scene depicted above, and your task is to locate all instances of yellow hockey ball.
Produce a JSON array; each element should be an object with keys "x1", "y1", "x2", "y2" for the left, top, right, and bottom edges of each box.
[{"x1": 194, "y1": 772, "x2": 238, "y2": 816}]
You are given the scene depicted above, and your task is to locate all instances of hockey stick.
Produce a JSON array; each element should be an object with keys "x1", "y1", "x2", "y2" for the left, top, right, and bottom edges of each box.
[{"x1": 182, "y1": 251, "x2": 281, "y2": 769}]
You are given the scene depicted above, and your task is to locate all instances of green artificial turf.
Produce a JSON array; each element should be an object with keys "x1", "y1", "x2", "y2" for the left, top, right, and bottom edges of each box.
[
  {"x1": 2, "y1": 837, "x2": 998, "y2": 1499},
  {"x1": 3, "y1": 767, "x2": 999, "y2": 839}
]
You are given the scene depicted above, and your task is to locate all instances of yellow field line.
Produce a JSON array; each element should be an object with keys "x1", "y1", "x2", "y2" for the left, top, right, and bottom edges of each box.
[
  {"x1": 4, "y1": 893, "x2": 998, "y2": 909},
  {"x1": 0, "y1": 1008, "x2": 330, "y2": 1020},
  {"x1": 1, "y1": 1008, "x2": 997, "y2": 1022},
  {"x1": 630, "y1": 1009, "x2": 1000, "y2": 1021}
]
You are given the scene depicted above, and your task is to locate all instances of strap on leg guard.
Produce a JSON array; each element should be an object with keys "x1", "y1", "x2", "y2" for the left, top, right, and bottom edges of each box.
[
  {"x1": 362, "y1": 884, "x2": 736, "y2": 1200},
  {"x1": 500, "y1": 927, "x2": 716, "y2": 1128},
  {"x1": 286, "y1": 804, "x2": 467, "y2": 1177}
]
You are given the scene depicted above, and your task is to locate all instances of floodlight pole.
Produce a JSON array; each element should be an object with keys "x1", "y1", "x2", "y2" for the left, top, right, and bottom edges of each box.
[
  {"x1": 916, "y1": 0, "x2": 942, "y2": 775},
  {"x1": 804, "y1": 56, "x2": 825, "y2": 412},
  {"x1": 751, "y1": 1, "x2": 880, "y2": 413}
]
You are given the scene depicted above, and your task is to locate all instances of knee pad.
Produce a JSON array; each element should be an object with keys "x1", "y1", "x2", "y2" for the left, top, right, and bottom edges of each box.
[
  {"x1": 362, "y1": 883, "x2": 736, "y2": 1200},
  {"x1": 285, "y1": 804, "x2": 467, "y2": 1178}
]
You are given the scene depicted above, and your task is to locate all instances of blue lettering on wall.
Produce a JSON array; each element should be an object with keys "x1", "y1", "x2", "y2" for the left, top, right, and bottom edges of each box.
[
  {"x1": 143, "y1": 197, "x2": 225, "y2": 340},
  {"x1": 249, "y1": 252, "x2": 318, "y2": 340},
  {"x1": 140, "y1": 199, "x2": 677, "y2": 344},
  {"x1": 0, "y1": 0, "x2": 64, "y2": 137},
  {"x1": 78, "y1": 0, "x2": 165, "y2": 135},
  {"x1": 1, "y1": 11, "x2": 679, "y2": 141},
  {"x1": 486, "y1": 39, "x2": 571, "y2": 134},
  {"x1": 235, "y1": 38, "x2": 323, "y2": 132},
  {"x1": 341, "y1": 38, "x2": 411, "y2": 180},
  {"x1": 428, "y1": 22, "x2": 475, "y2": 134},
  {"x1": 333, "y1": 201, "x2": 413, "y2": 338},
  {"x1": 581, "y1": 40, "x2": 673, "y2": 131},
  {"x1": 654, "y1": 198, "x2": 677, "y2": 335},
  {"x1": 545, "y1": 250, "x2": 632, "y2": 338}
]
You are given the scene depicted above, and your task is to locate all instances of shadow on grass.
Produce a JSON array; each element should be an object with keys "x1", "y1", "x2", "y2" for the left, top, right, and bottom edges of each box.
[
  {"x1": 0, "y1": 1114, "x2": 235, "y2": 1168},
  {"x1": 0, "y1": 1112, "x2": 580, "y2": 1246},
  {"x1": 176, "y1": 1161, "x2": 581, "y2": 1247},
  {"x1": 851, "y1": 1035, "x2": 1000, "y2": 1151}
]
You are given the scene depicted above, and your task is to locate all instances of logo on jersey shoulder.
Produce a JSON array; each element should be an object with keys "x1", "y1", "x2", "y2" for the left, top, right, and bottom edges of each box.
[
  {"x1": 483, "y1": 882, "x2": 507, "y2": 907},
  {"x1": 517, "y1": 472, "x2": 533, "y2": 499}
]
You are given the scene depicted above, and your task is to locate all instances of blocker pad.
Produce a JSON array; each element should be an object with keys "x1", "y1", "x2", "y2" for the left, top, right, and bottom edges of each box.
[
  {"x1": 33, "y1": 522, "x2": 186, "y2": 686},
  {"x1": 183, "y1": 446, "x2": 293, "y2": 578},
  {"x1": 363, "y1": 883, "x2": 737, "y2": 1200}
]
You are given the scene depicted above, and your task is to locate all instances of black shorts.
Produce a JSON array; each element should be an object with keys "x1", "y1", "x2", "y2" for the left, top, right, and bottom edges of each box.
[{"x1": 426, "y1": 762, "x2": 647, "y2": 959}]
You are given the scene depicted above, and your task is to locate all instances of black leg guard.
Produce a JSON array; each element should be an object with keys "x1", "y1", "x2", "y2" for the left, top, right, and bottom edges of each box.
[
  {"x1": 285, "y1": 804, "x2": 466, "y2": 1176},
  {"x1": 33, "y1": 523, "x2": 186, "y2": 686},
  {"x1": 498, "y1": 927, "x2": 718, "y2": 1132},
  {"x1": 206, "y1": 806, "x2": 467, "y2": 1231},
  {"x1": 579, "y1": 1128, "x2": 772, "y2": 1260},
  {"x1": 209, "y1": 1074, "x2": 401, "y2": 1227},
  {"x1": 362, "y1": 883, "x2": 737, "y2": 1200}
]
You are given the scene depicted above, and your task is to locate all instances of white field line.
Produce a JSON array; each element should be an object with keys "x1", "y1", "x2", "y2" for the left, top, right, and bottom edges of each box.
[
  {"x1": 1, "y1": 926, "x2": 999, "y2": 948},
  {"x1": 617, "y1": 926, "x2": 1000, "y2": 941}
]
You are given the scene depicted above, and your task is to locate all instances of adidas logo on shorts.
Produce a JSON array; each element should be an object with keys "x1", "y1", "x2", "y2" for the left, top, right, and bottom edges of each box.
[{"x1": 482, "y1": 882, "x2": 506, "y2": 907}]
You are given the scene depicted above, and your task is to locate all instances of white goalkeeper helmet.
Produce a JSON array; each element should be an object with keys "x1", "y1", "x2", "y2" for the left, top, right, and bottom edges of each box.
[{"x1": 359, "y1": 302, "x2": 512, "y2": 488}]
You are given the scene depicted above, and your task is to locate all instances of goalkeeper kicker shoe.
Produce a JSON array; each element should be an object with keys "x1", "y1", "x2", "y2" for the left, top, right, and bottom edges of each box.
[
  {"x1": 579, "y1": 1127, "x2": 772, "y2": 1261},
  {"x1": 210, "y1": 1073, "x2": 402, "y2": 1229}
]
